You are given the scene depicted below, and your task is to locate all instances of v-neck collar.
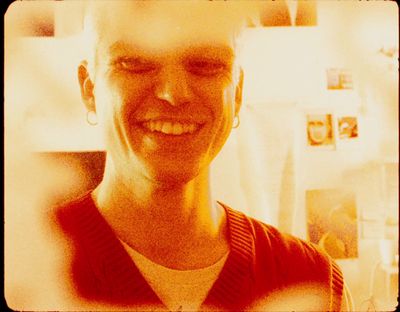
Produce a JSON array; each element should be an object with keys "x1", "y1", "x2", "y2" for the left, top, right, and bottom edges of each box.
[
  {"x1": 202, "y1": 202, "x2": 255, "y2": 310},
  {"x1": 71, "y1": 192, "x2": 255, "y2": 310}
]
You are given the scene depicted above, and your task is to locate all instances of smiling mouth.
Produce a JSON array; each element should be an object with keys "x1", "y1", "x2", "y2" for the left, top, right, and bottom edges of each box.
[{"x1": 142, "y1": 120, "x2": 202, "y2": 135}]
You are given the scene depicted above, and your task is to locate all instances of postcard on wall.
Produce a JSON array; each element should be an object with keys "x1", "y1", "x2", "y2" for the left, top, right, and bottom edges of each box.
[
  {"x1": 338, "y1": 116, "x2": 358, "y2": 140},
  {"x1": 326, "y1": 68, "x2": 354, "y2": 90},
  {"x1": 306, "y1": 189, "x2": 358, "y2": 259},
  {"x1": 306, "y1": 113, "x2": 335, "y2": 149}
]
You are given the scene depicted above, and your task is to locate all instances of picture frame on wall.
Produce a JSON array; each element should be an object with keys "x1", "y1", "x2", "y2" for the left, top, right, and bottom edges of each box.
[
  {"x1": 326, "y1": 68, "x2": 354, "y2": 90},
  {"x1": 306, "y1": 113, "x2": 335, "y2": 150},
  {"x1": 306, "y1": 189, "x2": 359, "y2": 259},
  {"x1": 337, "y1": 116, "x2": 358, "y2": 140},
  {"x1": 334, "y1": 113, "x2": 362, "y2": 151}
]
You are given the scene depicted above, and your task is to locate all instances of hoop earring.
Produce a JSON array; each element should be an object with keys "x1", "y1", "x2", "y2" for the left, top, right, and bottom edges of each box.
[
  {"x1": 232, "y1": 115, "x2": 240, "y2": 129},
  {"x1": 86, "y1": 110, "x2": 98, "y2": 126}
]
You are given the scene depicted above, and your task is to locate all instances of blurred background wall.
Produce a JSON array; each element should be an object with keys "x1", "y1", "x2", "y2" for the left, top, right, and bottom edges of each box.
[{"x1": 5, "y1": 1, "x2": 398, "y2": 311}]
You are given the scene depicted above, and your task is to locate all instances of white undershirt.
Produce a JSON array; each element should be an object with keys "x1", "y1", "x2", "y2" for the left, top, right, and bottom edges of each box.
[{"x1": 120, "y1": 240, "x2": 229, "y2": 311}]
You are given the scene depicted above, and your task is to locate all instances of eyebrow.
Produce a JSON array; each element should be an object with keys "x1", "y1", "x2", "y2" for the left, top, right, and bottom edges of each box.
[
  {"x1": 108, "y1": 40, "x2": 235, "y2": 59},
  {"x1": 108, "y1": 41, "x2": 142, "y2": 55},
  {"x1": 185, "y1": 45, "x2": 235, "y2": 60}
]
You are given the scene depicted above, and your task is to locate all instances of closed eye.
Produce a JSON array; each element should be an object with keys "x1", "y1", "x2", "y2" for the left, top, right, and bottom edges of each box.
[
  {"x1": 112, "y1": 57, "x2": 157, "y2": 74},
  {"x1": 186, "y1": 59, "x2": 227, "y2": 77}
]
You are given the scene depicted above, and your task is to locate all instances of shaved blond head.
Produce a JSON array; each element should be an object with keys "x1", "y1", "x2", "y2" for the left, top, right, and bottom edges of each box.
[{"x1": 82, "y1": 1, "x2": 260, "y2": 71}]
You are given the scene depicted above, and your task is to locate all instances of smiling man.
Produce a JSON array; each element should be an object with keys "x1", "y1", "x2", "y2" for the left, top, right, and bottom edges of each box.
[{"x1": 54, "y1": 1, "x2": 345, "y2": 311}]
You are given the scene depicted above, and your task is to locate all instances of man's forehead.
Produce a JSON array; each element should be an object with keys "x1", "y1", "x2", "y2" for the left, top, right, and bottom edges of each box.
[
  {"x1": 88, "y1": 1, "x2": 249, "y2": 51},
  {"x1": 107, "y1": 40, "x2": 235, "y2": 59}
]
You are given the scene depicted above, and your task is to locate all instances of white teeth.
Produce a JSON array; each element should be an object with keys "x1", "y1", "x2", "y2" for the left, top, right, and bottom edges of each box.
[
  {"x1": 161, "y1": 122, "x2": 172, "y2": 133},
  {"x1": 173, "y1": 123, "x2": 183, "y2": 135},
  {"x1": 148, "y1": 121, "x2": 155, "y2": 132},
  {"x1": 142, "y1": 121, "x2": 199, "y2": 135},
  {"x1": 154, "y1": 121, "x2": 163, "y2": 132}
]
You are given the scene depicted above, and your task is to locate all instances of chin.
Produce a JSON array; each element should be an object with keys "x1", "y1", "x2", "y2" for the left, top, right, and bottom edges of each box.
[{"x1": 147, "y1": 167, "x2": 202, "y2": 188}]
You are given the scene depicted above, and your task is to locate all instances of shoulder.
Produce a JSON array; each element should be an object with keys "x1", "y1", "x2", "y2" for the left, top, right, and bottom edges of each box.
[
  {"x1": 250, "y1": 215, "x2": 328, "y2": 264},
  {"x1": 55, "y1": 190, "x2": 94, "y2": 213},
  {"x1": 223, "y1": 204, "x2": 343, "y2": 309},
  {"x1": 50, "y1": 191, "x2": 114, "y2": 301},
  {"x1": 224, "y1": 205, "x2": 330, "y2": 265},
  {"x1": 248, "y1": 216, "x2": 340, "y2": 281},
  {"x1": 52, "y1": 190, "x2": 96, "y2": 235}
]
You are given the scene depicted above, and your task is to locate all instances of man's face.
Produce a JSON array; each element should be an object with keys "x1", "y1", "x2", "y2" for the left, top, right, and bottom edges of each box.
[{"x1": 84, "y1": 3, "x2": 243, "y2": 184}]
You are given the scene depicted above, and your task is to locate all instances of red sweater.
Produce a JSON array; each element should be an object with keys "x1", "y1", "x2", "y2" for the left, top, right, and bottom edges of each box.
[{"x1": 54, "y1": 192, "x2": 343, "y2": 311}]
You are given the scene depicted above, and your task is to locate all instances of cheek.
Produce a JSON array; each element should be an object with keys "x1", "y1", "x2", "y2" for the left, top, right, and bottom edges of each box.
[
  {"x1": 94, "y1": 74, "x2": 151, "y2": 125},
  {"x1": 202, "y1": 82, "x2": 236, "y2": 155},
  {"x1": 93, "y1": 81, "x2": 114, "y2": 127},
  {"x1": 197, "y1": 78, "x2": 236, "y2": 119},
  {"x1": 223, "y1": 84, "x2": 237, "y2": 118},
  {"x1": 92, "y1": 76, "x2": 149, "y2": 155},
  {"x1": 216, "y1": 82, "x2": 236, "y2": 127}
]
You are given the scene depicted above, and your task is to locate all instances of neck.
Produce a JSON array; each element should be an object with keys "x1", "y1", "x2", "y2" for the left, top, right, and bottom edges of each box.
[{"x1": 92, "y1": 156, "x2": 228, "y2": 269}]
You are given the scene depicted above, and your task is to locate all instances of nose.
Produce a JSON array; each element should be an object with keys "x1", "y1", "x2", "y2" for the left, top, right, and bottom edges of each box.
[{"x1": 154, "y1": 65, "x2": 191, "y2": 106}]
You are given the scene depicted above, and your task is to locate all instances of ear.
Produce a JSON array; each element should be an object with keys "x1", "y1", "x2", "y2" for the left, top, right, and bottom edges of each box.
[
  {"x1": 78, "y1": 61, "x2": 96, "y2": 112},
  {"x1": 234, "y1": 68, "x2": 244, "y2": 115}
]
